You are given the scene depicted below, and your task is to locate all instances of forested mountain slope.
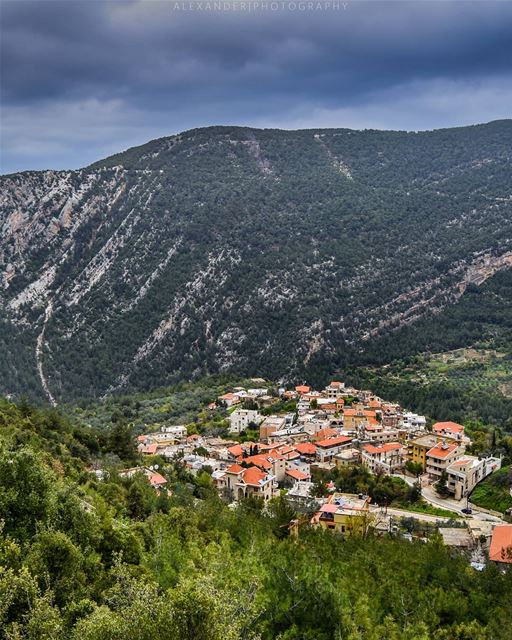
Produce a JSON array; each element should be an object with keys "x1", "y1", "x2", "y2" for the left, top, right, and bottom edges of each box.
[{"x1": 1, "y1": 120, "x2": 511, "y2": 401}]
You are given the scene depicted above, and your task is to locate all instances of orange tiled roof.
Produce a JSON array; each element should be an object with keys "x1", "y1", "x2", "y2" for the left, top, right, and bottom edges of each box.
[
  {"x1": 285, "y1": 468, "x2": 310, "y2": 481},
  {"x1": 295, "y1": 442, "x2": 317, "y2": 455},
  {"x1": 219, "y1": 392, "x2": 238, "y2": 400},
  {"x1": 295, "y1": 385, "x2": 311, "y2": 394},
  {"x1": 149, "y1": 472, "x2": 167, "y2": 486},
  {"x1": 316, "y1": 436, "x2": 352, "y2": 448},
  {"x1": 228, "y1": 444, "x2": 245, "y2": 457},
  {"x1": 314, "y1": 428, "x2": 339, "y2": 440},
  {"x1": 426, "y1": 442, "x2": 459, "y2": 459},
  {"x1": 242, "y1": 466, "x2": 269, "y2": 486},
  {"x1": 433, "y1": 421, "x2": 464, "y2": 433},
  {"x1": 141, "y1": 443, "x2": 158, "y2": 455},
  {"x1": 226, "y1": 464, "x2": 244, "y2": 474},
  {"x1": 242, "y1": 454, "x2": 273, "y2": 470},
  {"x1": 363, "y1": 442, "x2": 402, "y2": 455},
  {"x1": 489, "y1": 525, "x2": 512, "y2": 563}
]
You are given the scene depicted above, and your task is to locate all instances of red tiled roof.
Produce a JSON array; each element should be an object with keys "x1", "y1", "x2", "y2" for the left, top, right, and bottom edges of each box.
[
  {"x1": 295, "y1": 442, "x2": 317, "y2": 455},
  {"x1": 243, "y1": 454, "x2": 273, "y2": 470},
  {"x1": 433, "y1": 421, "x2": 464, "y2": 433},
  {"x1": 489, "y1": 525, "x2": 512, "y2": 564},
  {"x1": 426, "y1": 442, "x2": 459, "y2": 459},
  {"x1": 226, "y1": 464, "x2": 244, "y2": 474},
  {"x1": 149, "y1": 472, "x2": 167, "y2": 486},
  {"x1": 314, "y1": 428, "x2": 339, "y2": 440},
  {"x1": 316, "y1": 436, "x2": 352, "y2": 448},
  {"x1": 295, "y1": 385, "x2": 311, "y2": 394},
  {"x1": 285, "y1": 468, "x2": 310, "y2": 481},
  {"x1": 141, "y1": 443, "x2": 158, "y2": 455},
  {"x1": 320, "y1": 503, "x2": 338, "y2": 513},
  {"x1": 228, "y1": 444, "x2": 245, "y2": 457},
  {"x1": 363, "y1": 442, "x2": 402, "y2": 455},
  {"x1": 219, "y1": 392, "x2": 238, "y2": 400},
  {"x1": 242, "y1": 466, "x2": 269, "y2": 486}
]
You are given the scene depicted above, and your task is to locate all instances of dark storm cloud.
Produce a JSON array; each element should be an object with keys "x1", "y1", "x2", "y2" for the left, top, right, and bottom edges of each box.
[{"x1": 1, "y1": 0, "x2": 512, "y2": 172}]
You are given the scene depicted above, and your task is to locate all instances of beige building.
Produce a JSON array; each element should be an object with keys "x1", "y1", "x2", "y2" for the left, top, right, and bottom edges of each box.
[
  {"x1": 259, "y1": 415, "x2": 286, "y2": 442},
  {"x1": 446, "y1": 455, "x2": 501, "y2": 500},
  {"x1": 220, "y1": 464, "x2": 274, "y2": 501},
  {"x1": 362, "y1": 442, "x2": 404, "y2": 474},
  {"x1": 426, "y1": 441, "x2": 462, "y2": 481},
  {"x1": 313, "y1": 493, "x2": 371, "y2": 536},
  {"x1": 334, "y1": 448, "x2": 360, "y2": 468},
  {"x1": 407, "y1": 434, "x2": 440, "y2": 471}
]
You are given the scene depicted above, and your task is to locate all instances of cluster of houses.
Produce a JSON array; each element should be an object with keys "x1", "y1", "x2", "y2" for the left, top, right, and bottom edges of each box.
[
  {"x1": 133, "y1": 380, "x2": 501, "y2": 507},
  {"x1": 125, "y1": 378, "x2": 512, "y2": 568}
]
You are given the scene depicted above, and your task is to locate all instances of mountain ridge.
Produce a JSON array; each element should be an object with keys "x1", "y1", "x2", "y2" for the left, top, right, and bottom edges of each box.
[{"x1": 1, "y1": 120, "x2": 511, "y2": 402}]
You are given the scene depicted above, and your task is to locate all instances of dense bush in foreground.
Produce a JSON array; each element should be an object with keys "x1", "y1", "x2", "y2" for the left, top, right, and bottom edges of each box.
[{"x1": 1, "y1": 398, "x2": 511, "y2": 639}]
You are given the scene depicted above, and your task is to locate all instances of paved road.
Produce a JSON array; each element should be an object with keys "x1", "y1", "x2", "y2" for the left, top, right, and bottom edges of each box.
[{"x1": 394, "y1": 473, "x2": 504, "y2": 523}]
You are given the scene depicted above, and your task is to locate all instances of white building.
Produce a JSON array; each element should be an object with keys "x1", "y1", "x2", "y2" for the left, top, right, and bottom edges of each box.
[
  {"x1": 401, "y1": 413, "x2": 427, "y2": 431},
  {"x1": 362, "y1": 443, "x2": 404, "y2": 474},
  {"x1": 229, "y1": 408, "x2": 263, "y2": 434}
]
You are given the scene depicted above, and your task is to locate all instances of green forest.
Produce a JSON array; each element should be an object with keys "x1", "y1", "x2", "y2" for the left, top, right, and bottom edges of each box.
[{"x1": 1, "y1": 397, "x2": 512, "y2": 640}]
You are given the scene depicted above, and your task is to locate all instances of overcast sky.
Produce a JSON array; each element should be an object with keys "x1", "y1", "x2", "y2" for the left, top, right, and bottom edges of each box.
[{"x1": 1, "y1": 0, "x2": 511, "y2": 173}]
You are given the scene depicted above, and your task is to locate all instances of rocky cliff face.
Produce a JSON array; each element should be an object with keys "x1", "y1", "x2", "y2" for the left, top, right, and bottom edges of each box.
[{"x1": 1, "y1": 121, "x2": 511, "y2": 401}]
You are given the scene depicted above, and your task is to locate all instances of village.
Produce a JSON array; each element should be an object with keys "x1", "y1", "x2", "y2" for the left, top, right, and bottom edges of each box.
[{"x1": 129, "y1": 378, "x2": 511, "y2": 569}]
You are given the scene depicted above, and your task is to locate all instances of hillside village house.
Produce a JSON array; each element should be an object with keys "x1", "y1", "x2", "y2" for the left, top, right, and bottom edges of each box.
[
  {"x1": 295, "y1": 385, "x2": 310, "y2": 395},
  {"x1": 489, "y1": 525, "x2": 512, "y2": 568},
  {"x1": 402, "y1": 412, "x2": 427, "y2": 430},
  {"x1": 407, "y1": 434, "x2": 441, "y2": 471},
  {"x1": 433, "y1": 421, "x2": 465, "y2": 438},
  {"x1": 219, "y1": 464, "x2": 274, "y2": 501},
  {"x1": 334, "y1": 448, "x2": 361, "y2": 468},
  {"x1": 119, "y1": 467, "x2": 167, "y2": 491},
  {"x1": 426, "y1": 441, "x2": 462, "y2": 481},
  {"x1": 361, "y1": 442, "x2": 404, "y2": 474},
  {"x1": 241, "y1": 452, "x2": 286, "y2": 482},
  {"x1": 259, "y1": 415, "x2": 287, "y2": 441},
  {"x1": 313, "y1": 493, "x2": 371, "y2": 536},
  {"x1": 446, "y1": 455, "x2": 502, "y2": 500},
  {"x1": 324, "y1": 381, "x2": 345, "y2": 399},
  {"x1": 432, "y1": 421, "x2": 472, "y2": 447},
  {"x1": 218, "y1": 392, "x2": 241, "y2": 408},
  {"x1": 294, "y1": 441, "x2": 317, "y2": 461},
  {"x1": 315, "y1": 436, "x2": 353, "y2": 462},
  {"x1": 229, "y1": 408, "x2": 263, "y2": 434}
]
